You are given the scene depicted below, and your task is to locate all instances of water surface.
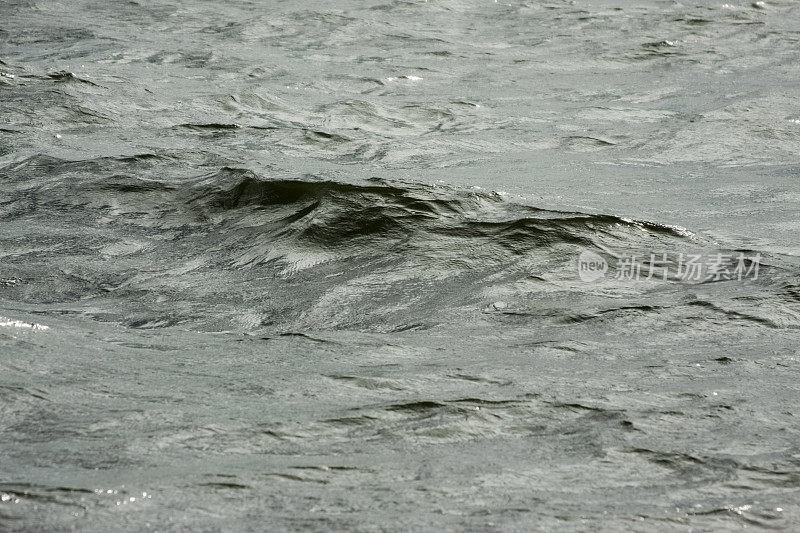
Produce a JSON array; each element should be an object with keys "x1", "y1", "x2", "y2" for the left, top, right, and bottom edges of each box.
[{"x1": 1, "y1": 0, "x2": 800, "y2": 530}]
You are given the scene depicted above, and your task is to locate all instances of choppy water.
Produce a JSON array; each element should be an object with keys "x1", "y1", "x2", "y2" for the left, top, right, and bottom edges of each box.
[{"x1": 2, "y1": 0, "x2": 800, "y2": 531}]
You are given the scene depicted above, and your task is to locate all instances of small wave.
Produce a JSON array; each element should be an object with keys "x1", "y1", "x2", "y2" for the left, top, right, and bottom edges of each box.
[
  {"x1": 178, "y1": 123, "x2": 242, "y2": 131},
  {"x1": 186, "y1": 167, "x2": 693, "y2": 250},
  {"x1": 45, "y1": 70, "x2": 100, "y2": 86},
  {"x1": 1, "y1": 159, "x2": 787, "y2": 331}
]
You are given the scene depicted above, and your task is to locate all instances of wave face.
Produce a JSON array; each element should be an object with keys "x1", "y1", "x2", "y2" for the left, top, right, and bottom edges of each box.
[
  {"x1": 1, "y1": 154, "x2": 798, "y2": 334},
  {"x1": 1, "y1": 157, "x2": 754, "y2": 332}
]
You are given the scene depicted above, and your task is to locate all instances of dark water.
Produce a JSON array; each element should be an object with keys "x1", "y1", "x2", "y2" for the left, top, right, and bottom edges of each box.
[{"x1": 2, "y1": 0, "x2": 800, "y2": 531}]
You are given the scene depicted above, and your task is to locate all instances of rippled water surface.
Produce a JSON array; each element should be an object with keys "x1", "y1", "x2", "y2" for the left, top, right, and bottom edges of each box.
[{"x1": 2, "y1": 0, "x2": 800, "y2": 530}]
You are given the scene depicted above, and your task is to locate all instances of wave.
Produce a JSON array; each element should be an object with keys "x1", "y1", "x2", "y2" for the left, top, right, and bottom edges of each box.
[
  {"x1": 1, "y1": 158, "x2": 794, "y2": 332},
  {"x1": 186, "y1": 166, "x2": 694, "y2": 257}
]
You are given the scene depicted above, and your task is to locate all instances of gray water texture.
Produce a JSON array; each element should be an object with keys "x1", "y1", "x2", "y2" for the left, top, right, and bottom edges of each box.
[{"x1": 1, "y1": 0, "x2": 800, "y2": 531}]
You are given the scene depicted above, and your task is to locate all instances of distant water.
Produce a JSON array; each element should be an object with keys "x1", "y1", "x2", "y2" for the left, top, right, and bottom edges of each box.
[{"x1": 2, "y1": 0, "x2": 800, "y2": 531}]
